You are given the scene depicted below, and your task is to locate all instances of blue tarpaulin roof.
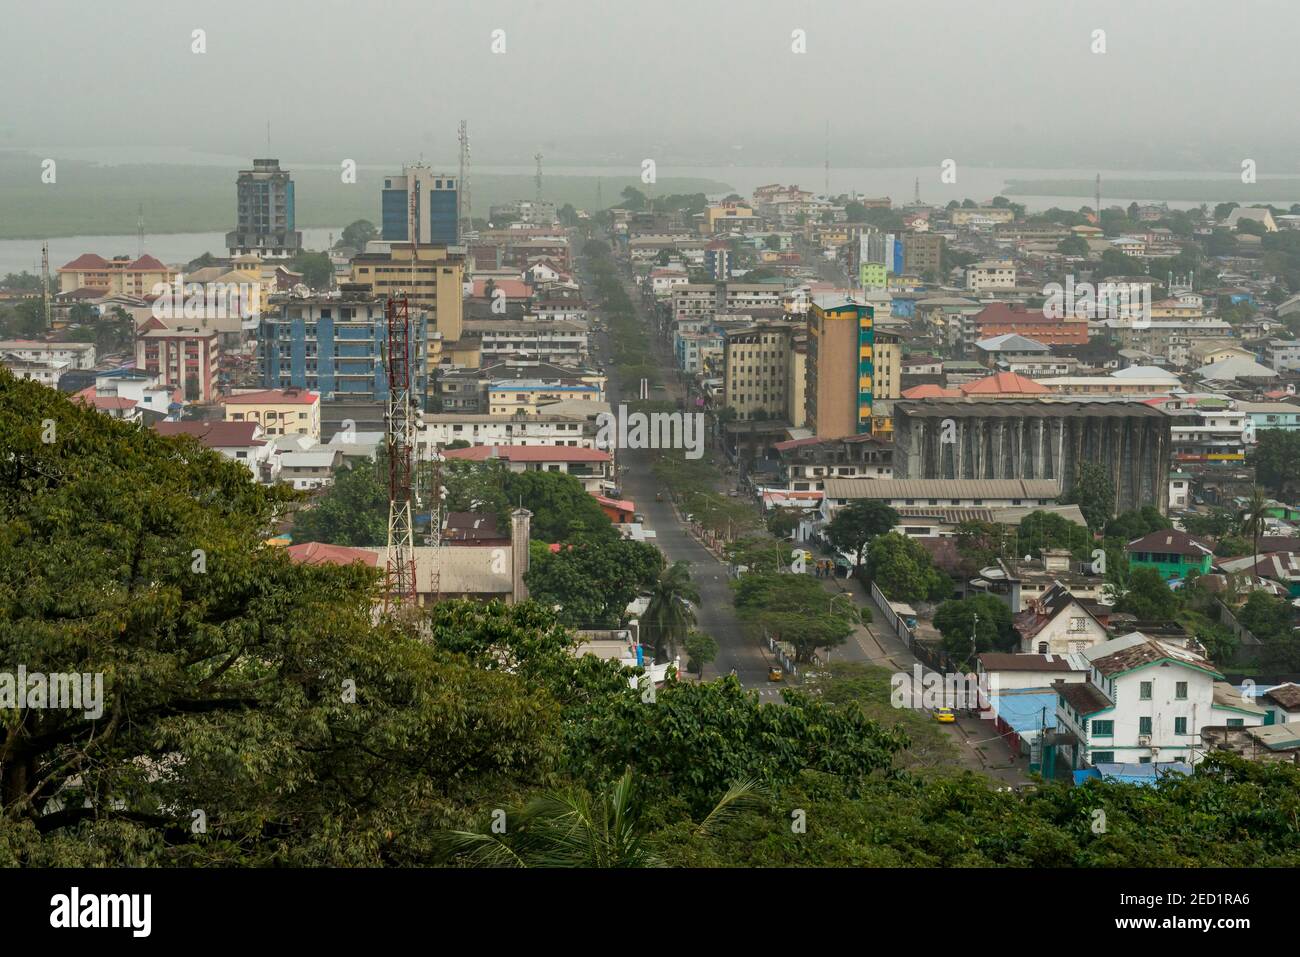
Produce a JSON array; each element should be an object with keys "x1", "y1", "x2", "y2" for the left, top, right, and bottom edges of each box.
[
  {"x1": 991, "y1": 690, "x2": 1057, "y2": 734},
  {"x1": 1072, "y1": 762, "x2": 1194, "y2": 786}
]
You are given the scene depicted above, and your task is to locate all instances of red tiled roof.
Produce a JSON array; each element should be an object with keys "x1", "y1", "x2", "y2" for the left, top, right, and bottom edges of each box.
[
  {"x1": 128, "y1": 254, "x2": 167, "y2": 271},
  {"x1": 960, "y1": 372, "x2": 1048, "y2": 395},
  {"x1": 472, "y1": 279, "x2": 532, "y2": 299},
  {"x1": 153, "y1": 421, "x2": 264, "y2": 448},
  {"x1": 61, "y1": 253, "x2": 110, "y2": 270},
  {"x1": 442, "y1": 444, "x2": 611, "y2": 463},
  {"x1": 595, "y1": 494, "x2": 635, "y2": 512},
  {"x1": 285, "y1": 542, "x2": 379, "y2": 567}
]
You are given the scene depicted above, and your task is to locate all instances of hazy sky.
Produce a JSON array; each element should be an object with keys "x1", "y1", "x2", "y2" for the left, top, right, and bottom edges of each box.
[{"x1": 4, "y1": 0, "x2": 1299, "y2": 170}]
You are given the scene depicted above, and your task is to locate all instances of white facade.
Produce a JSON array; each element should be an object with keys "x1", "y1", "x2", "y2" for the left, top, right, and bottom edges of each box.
[{"x1": 1058, "y1": 636, "x2": 1265, "y2": 767}]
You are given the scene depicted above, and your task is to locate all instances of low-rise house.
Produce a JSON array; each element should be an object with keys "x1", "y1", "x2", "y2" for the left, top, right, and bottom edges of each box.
[
  {"x1": 1054, "y1": 634, "x2": 1265, "y2": 769},
  {"x1": 154, "y1": 420, "x2": 278, "y2": 484},
  {"x1": 288, "y1": 508, "x2": 533, "y2": 606},
  {"x1": 1014, "y1": 582, "x2": 1110, "y2": 655},
  {"x1": 278, "y1": 448, "x2": 344, "y2": 491},
  {"x1": 440, "y1": 444, "x2": 613, "y2": 494},
  {"x1": 1125, "y1": 529, "x2": 1214, "y2": 580},
  {"x1": 223, "y1": 387, "x2": 321, "y2": 441}
]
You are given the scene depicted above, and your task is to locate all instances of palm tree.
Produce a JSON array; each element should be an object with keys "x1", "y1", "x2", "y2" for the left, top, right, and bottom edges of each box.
[
  {"x1": 1243, "y1": 485, "x2": 1269, "y2": 578},
  {"x1": 440, "y1": 770, "x2": 763, "y2": 868},
  {"x1": 643, "y1": 560, "x2": 700, "y2": 662}
]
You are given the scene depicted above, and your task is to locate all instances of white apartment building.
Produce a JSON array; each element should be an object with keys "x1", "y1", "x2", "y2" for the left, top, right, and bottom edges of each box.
[
  {"x1": 0, "y1": 339, "x2": 97, "y2": 370},
  {"x1": 1055, "y1": 634, "x2": 1264, "y2": 769},
  {"x1": 420, "y1": 413, "x2": 595, "y2": 450},
  {"x1": 965, "y1": 261, "x2": 1017, "y2": 292}
]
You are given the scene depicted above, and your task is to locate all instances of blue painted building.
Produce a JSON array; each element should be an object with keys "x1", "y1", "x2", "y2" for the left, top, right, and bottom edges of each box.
[
  {"x1": 380, "y1": 166, "x2": 459, "y2": 245},
  {"x1": 259, "y1": 292, "x2": 428, "y2": 405}
]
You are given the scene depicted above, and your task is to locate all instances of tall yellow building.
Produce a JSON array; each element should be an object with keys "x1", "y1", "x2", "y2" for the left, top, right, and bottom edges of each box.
[
  {"x1": 806, "y1": 298, "x2": 899, "y2": 439},
  {"x1": 350, "y1": 243, "x2": 465, "y2": 370}
]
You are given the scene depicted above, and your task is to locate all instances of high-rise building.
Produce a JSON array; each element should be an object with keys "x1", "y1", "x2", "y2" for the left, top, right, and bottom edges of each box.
[
  {"x1": 722, "y1": 322, "x2": 797, "y2": 421},
  {"x1": 381, "y1": 166, "x2": 459, "y2": 245},
  {"x1": 901, "y1": 232, "x2": 944, "y2": 277},
  {"x1": 807, "y1": 297, "x2": 872, "y2": 439},
  {"x1": 349, "y1": 243, "x2": 466, "y2": 369},
  {"x1": 135, "y1": 317, "x2": 221, "y2": 402},
  {"x1": 806, "y1": 297, "x2": 899, "y2": 439},
  {"x1": 258, "y1": 286, "x2": 428, "y2": 405},
  {"x1": 225, "y1": 159, "x2": 302, "y2": 258}
]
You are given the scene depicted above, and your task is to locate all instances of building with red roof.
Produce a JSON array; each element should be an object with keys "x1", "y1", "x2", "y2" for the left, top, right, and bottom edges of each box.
[
  {"x1": 959, "y1": 371, "x2": 1049, "y2": 398},
  {"x1": 58, "y1": 252, "x2": 176, "y2": 298},
  {"x1": 901, "y1": 383, "x2": 961, "y2": 400}
]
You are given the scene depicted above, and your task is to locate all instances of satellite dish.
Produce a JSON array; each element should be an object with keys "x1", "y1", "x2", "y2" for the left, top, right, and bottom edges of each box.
[{"x1": 1023, "y1": 554, "x2": 1032, "y2": 562}]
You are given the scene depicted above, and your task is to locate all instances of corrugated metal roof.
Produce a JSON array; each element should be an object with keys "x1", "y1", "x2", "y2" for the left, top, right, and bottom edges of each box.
[{"x1": 823, "y1": 478, "x2": 1061, "y2": 500}]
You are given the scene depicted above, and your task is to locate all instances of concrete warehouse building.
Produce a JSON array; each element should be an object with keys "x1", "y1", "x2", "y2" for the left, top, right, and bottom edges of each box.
[{"x1": 891, "y1": 400, "x2": 1171, "y2": 514}]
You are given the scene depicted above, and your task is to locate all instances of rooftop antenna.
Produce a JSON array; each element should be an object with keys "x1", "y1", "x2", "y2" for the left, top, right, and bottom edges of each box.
[
  {"x1": 914, "y1": 177, "x2": 920, "y2": 206},
  {"x1": 534, "y1": 152, "x2": 543, "y2": 205}
]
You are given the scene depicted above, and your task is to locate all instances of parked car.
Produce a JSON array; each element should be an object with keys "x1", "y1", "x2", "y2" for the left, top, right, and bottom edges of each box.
[
  {"x1": 932, "y1": 707, "x2": 956, "y2": 724},
  {"x1": 767, "y1": 668, "x2": 784, "y2": 682}
]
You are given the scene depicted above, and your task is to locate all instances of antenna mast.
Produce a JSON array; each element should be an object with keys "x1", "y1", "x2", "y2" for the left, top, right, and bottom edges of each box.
[
  {"x1": 41, "y1": 242, "x2": 50, "y2": 331},
  {"x1": 458, "y1": 120, "x2": 471, "y2": 238},
  {"x1": 384, "y1": 295, "x2": 419, "y2": 611},
  {"x1": 534, "y1": 152, "x2": 543, "y2": 205}
]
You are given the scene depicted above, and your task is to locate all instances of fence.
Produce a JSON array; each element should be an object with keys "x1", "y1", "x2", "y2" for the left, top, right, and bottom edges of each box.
[{"x1": 870, "y1": 580, "x2": 958, "y2": 673}]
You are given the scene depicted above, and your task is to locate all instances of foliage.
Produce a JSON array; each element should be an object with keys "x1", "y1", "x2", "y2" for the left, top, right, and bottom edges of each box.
[
  {"x1": 338, "y1": 219, "x2": 377, "y2": 252},
  {"x1": 1104, "y1": 506, "x2": 1170, "y2": 542},
  {"x1": 731, "y1": 571, "x2": 856, "y2": 662},
  {"x1": 683, "y1": 630, "x2": 719, "y2": 679},
  {"x1": 1237, "y1": 590, "x2": 1295, "y2": 642},
  {"x1": 1114, "y1": 566, "x2": 1181, "y2": 620},
  {"x1": 643, "y1": 561, "x2": 700, "y2": 662},
  {"x1": 1061, "y1": 463, "x2": 1114, "y2": 532},
  {"x1": 0, "y1": 371, "x2": 554, "y2": 865},
  {"x1": 525, "y1": 539, "x2": 662, "y2": 629},
  {"x1": 290, "y1": 455, "x2": 387, "y2": 546},
  {"x1": 825, "y1": 500, "x2": 898, "y2": 570},
  {"x1": 867, "y1": 533, "x2": 951, "y2": 604},
  {"x1": 1250, "y1": 429, "x2": 1300, "y2": 497},
  {"x1": 289, "y1": 250, "x2": 334, "y2": 290},
  {"x1": 933, "y1": 595, "x2": 1016, "y2": 663}
]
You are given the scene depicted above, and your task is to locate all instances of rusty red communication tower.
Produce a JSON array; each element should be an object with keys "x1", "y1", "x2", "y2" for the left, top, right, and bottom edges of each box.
[{"x1": 383, "y1": 295, "x2": 417, "y2": 610}]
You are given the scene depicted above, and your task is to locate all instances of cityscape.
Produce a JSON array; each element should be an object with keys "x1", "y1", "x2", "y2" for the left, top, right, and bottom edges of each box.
[{"x1": 0, "y1": 0, "x2": 1293, "y2": 926}]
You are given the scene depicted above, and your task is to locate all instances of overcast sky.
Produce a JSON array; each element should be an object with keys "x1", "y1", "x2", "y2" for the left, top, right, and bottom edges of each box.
[{"x1": 3, "y1": 0, "x2": 1298, "y2": 170}]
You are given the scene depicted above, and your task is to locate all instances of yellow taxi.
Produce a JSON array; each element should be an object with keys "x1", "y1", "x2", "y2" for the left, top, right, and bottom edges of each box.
[
  {"x1": 768, "y1": 668, "x2": 785, "y2": 682},
  {"x1": 933, "y1": 707, "x2": 956, "y2": 724}
]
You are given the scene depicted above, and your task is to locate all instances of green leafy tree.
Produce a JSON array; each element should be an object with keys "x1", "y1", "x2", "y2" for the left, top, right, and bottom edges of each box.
[
  {"x1": 732, "y1": 571, "x2": 856, "y2": 662},
  {"x1": 525, "y1": 539, "x2": 662, "y2": 628},
  {"x1": 0, "y1": 371, "x2": 554, "y2": 865},
  {"x1": 867, "y1": 533, "x2": 950, "y2": 604},
  {"x1": 338, "y1": 219, "x2": 377, "y2": 252},
  {"x1": 1057, "y1": 235, "x2": 1090, "y2": 257},
  {"x1": 1104, "y1": 507, "x2": 1171, "y2": 542},
  {"x1": 1250, "y1": 430, "x2": 1300, "y2": 497},
  {"x1": 290, "y1": 250, "x2": 334, "y2": 290},
  {"x1": 933, "y1": 594, "x2": 1015, "y2": 663},
  {"x1": 1114, "y1": 566, "x2": 1181, "y2": 620},
  {"x1": 1238, "y1": 590, "x2": 1295, "y2": 642},
  {"x1": 683, "y1": 630, "x2": 719, "y2": 679},
  {"x1": 1062, "y1": 463, "x2": 1114, "y2": 532},
  {"x1": 291, "y1": 456, "x2": 388, "y2": 546},
  {"x1": 826, "y1": 500, "x2": 899, "y2": 573}
]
